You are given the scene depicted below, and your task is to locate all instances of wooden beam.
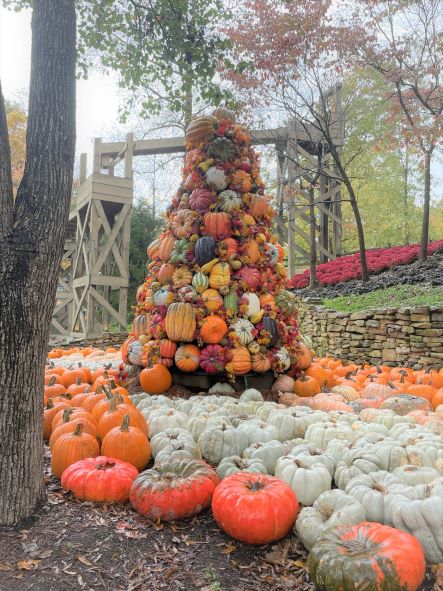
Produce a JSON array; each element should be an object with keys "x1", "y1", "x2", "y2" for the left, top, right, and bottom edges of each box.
[{"x1": 89, "y1": 286, "x2": 128, "y2": 329}]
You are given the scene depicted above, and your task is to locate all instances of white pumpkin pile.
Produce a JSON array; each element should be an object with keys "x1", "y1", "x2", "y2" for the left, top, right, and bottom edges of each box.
[{"x1": 131, "y1": 387, "x2": 443, "y2": 563}]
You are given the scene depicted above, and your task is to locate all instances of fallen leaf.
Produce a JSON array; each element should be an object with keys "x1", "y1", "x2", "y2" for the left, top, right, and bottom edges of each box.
[
  {"x1": 221, "y1": 543, "x2": 236, "y2": 555},
  {"x1": 291, "y1": 559, "x2": 307, "y2": 570},
  {"x1": 18, "y1": 559, "x2": 40, "y2": 571},
  {"x1": 37, "y1": 550, "x2": 53, "y2": 559},
  {"x1": 21, "y1": 540, "x2": 39, "y2": 554},
  {"x1": 0, "y1": 563, "x2": 12, "y2": 571},
  {"x1": 77, "y1": 555, "x2": 93, "y2": 566},
  {"x1": 77, "y1": 574, "x2": 84, "y2": 587}
]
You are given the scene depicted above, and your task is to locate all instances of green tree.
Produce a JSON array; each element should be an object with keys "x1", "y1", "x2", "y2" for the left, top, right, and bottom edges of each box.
[
  {"x1": 128, "y1": 200, "x2": 161, "y2": 319},
  {"x1": 77, "y1": 0, "x2": 233, "y2": 127}
]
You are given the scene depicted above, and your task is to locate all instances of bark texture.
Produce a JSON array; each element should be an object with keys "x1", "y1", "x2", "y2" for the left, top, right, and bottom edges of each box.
[
  {"x1": 419, "y1": 150, "x2": 432, "y2": 262},
  {"x1": 0, "y1": 0, "x2": 76, "y2": 525}
]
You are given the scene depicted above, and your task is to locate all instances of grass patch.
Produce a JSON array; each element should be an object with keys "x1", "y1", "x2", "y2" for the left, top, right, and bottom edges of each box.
[{"x1": 322, "y1": 284, "x2": 443, "y2": 312}]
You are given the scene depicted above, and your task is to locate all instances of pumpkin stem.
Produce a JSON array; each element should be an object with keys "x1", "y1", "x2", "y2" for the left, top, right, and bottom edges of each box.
[
  {"x1": 97, "y1": 461, "x2": 116, "y2": 470},
  {"x1": 48, "y1": 375, "x2": 57, "y2": 386},
  {"x1": 46, "y1": 399, "x2": 54, "y2": 409},
  {"x1": 62, "y1": 408, "x2": 72, "y2": 423},
  {"x1": 73, "y1": 423, "x2": 84, "y2": 437},
  {"x1": 247, "y1": 479, "x2": 266, "y2": 492},
  {"x1": 85, "y1": 385, "x2": 91, "y2": 393},
  {"x1": 109, "y1": 395, "x2": 121, "y2": 412},
  {"x1": 121, "y1": 415, "x2": 131, "y2": 431},
  {"x1": 76, "y1": 377, "x2": 82, "y2": 385}
]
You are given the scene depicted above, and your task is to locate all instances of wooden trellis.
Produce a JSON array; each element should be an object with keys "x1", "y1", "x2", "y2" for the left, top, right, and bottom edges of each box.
[{"x1": 52, "y1": 94, "x2": 344, "y2": 339}]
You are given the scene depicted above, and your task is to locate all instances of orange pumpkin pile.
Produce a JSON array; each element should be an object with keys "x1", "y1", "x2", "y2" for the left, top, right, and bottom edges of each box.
[
  {"x1": 280, "y1": 358, "x2": 443, "y2": 416},
  {"x1": 122, "y1": 108, "x2": 305, "y2": 384},
  {"x1": 43, "y1": 361, "x2": 151, "y2": 477}
]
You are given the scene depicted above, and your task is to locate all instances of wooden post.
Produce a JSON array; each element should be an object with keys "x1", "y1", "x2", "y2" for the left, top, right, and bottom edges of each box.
[
  {"x1": 275, "y1": 147, "x2": 287, "y2": 244},
  {"x1": 93, "y1": 138, "x2": 102, "y2": 174},
  {"x1": 319, "y1": 152, "x2": 329, "y2": 264},
  {"x1": 79, "y1": 153, "x2": 87, "y2": 184},
  {"x1": 119, "y1": 209, "x2": 131, "y2": 329},
  {"x1": 309, "y1": 186, "x2": 317, "y2": 288},
  {"x1": 124, "y1": 132, "x2": 134, "y2": 179}
]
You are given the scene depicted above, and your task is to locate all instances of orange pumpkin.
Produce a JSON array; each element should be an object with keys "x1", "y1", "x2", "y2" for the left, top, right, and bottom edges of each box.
[
  {"x1": 165, "y1": 303, "x2": 196, "y2": 342},
  {"x1": 60, "y1": 369, "x2": 85, "y2": 389},
  {"x1": 222, "y1": 238, "x2": 238, "y2": 258},
  {"x1": 296, "y1": 342, "x2": 312, "y2": 370},
  {"x1": 158, "y1": 263, "x2": 175, "y2": 285},
  {"x1": 305, "y1": 364, "x2": 328, "y2": 388},
  {"x1": 44, "y1": 376, "x2": 67, "y2": 400},
  {"x1": 227, "y1": 347, "x2": 251, "y2": 375},
  {"x1": 293, "y1": 375, "x2": 321, "y2": 397},
  {"x1": 51, "y1": 423, "x2": 100, "y2": 479},
  {"x1": 432, "y1": 388, "x2": 443, "y2": 410},
  {"x1": 175, "y1": 344, "x2": 201, "y2": 372},
  {"x1": 49, "y1": 411, "x2": 98, "y2": 449},
  {"x1": 52, "y1": 407, "x2": 97, "y2": 432},
  {"x1": 200, "y1": 316, "x2": 228, "y2": 344},
  {"x1": 406, "y1": 383, "x2": 436, "y2": 402},
  {"x1": 251, "y1": 352, "x2": 271, "y2": 373},
  {"x1": 97, "y1": 397, "x2": 148, "y2": 440},
  {"x1": 43, "y1": 399, "x2": 72, "y2": 440},
  {"x1": 230, "y1": 170, "x2": 252, "y2": 193},
  {"x1": 139, "y1": 364, "x2": 172, "y2": 394},
  {"x1": 101, "y1": 416, "x2": 151, "y2": 471},
  {"x1": 159, "y1": 339, "x2": 177, "y2": 359},
  {"x1": 243, "y1": 240, "x2": 261, "y2": 263}
]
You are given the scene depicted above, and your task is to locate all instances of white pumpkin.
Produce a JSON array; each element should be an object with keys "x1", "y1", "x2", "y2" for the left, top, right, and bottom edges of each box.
[
  {"x1": 131, "y1": 393, "x2": 149, "y2": 407},
  {"x1": 334, "y1": 448, "x2": 388, "y2": 490},
  {"x1": 275, "y1": 456, "x2": 332, "y2": 506},
  {"x1": 198, "y1": 423, "x2": 249, "y2": 464},
  {"x1": 255, "y1": 402, "x2": 281, "y2": 421},
  {"x1": 127, "y1": 340, "x2": 143, "y2": 365},
  {"x1": 272, "y1": 375, "x2": 295, "y2": 393},
  {"x1": 137, "y1": 394, "x2": 173, "y2": 412},
  {"x1": 242, "y1": 440, "x2": 289, "y2": 474},
  {"x1": 351, "y1": 421, "x2": 389, "y2": 436},
  {"x1": 236, "y1": 419, "x2": 280, "y2": 445},
  {"x1": 187, "y1": 413, "x2": 231, "y2": 442},
  {"x1": 147, "y1": 408, "x2": 189, "y2": 437},
  {"x1": 325, "y1": 438, "x2": 353, "y2": 463},
  {"x1": 295, "y1": 490, "x2": 367, "y2": 550},
  {"x1": 205, "y1": 166, "x2": 229, "y2": 191},
  {"x1": 331, "y1": 386, "x2": 360, "y2": 402},
  {"x1": 222, "y1": 401, "x2": 261, "y2": 416},
  {"x1": 208, "y1": 382, "x2": 236, "y2": 395},
  {"x1": 328, "y1": 411, "x2": 359, "y2": 424},
  {"x1": 216, "y1": 455, "x2": 268, "y2": 479},
  {"x1": 154, "y1": 439, "x2": 202, "y2": 465},
  {"x1": 392, "y1": 478, "x2": 443, "y2": 563},
  {"x1": 242, "y1": 293, "x2": 261, "y2": 318},
  {"x1": 291, "y1": 448, "x2": 336, "y2": 477},
  {"x1": 150, "y1": 428, "x2": 195, "y2": 457},
  {"x1": 345, "y1": 471, "x2": 418, "y2": 525},
  {"x1": 239, "y1": 388, "x2": 264, "y2": 403},
  {"x1": 393, "y1": 465, "x2": 441, "y2": 486},
  {"x1": 371, "y1": 440, "x2": 437, "y2": 471},
  {"x1": 232, "y1": 318, "x2": 255, "y2": 345},
  {"x1": 305, "y1": 421, "x2": 356, "y2": 449}
]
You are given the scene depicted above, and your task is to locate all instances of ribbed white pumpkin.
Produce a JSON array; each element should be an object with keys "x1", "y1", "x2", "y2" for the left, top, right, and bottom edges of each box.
[
  {"x1": 334, "y1": 448, "x2": 388, "y2": 490},
  {"x1": 371, "y1": 440, "x2": 437, "y2": 471},
  {"x1": 295, "y1": 490, "x2": 367, "y2": 550},
  {"x1": 198, "y1": 423, "x2": 249, "y2": 464},
  {"x1": 305, "y1": 421, "x2": 356, "y2": 449},
  {"x1": 345, "y1": 471, "x2": 418, "y2": 525},
  {"x1": 392, "y1": 465, "x2": 441, "y2": 486},
  {"x1": 217, "y1": 189, "x2": 242, "y2": 212},
  {"x1": 236, "y1": 419, "x2": 280, "y2": 445},
  {"x1": 205, "y1": 166, "x2": 229, "y2": 191},
  {"x1": 291, "y1": 448, "x2": 336, "y2": 477},
  {"x1": 392, "y1": 478, "x2": 443, "y2": 563},
  {"x1": 208, "y1": 382, "x2": 236, "y2": 394},
  {"x1": 243, "y1": 293, "x2": 261, "y2": 317},
  {"x1": 216, "y1": 455, "x2": 268, "y2": 479},
  {"x1": 187, "y1": 413, "x2": 231, "y2": 442},
  {"x1": 239, "y1": 388, "x2": 264, "y2": 402},
  {"x1": 148, "y1": 408, "x2": 189, "y2": 437},
  {"x1": 150, "y1": 428, "x2": 195, "y2": 457},
  {"x1": 242, "y1": 440, "x2": 289, "y2": 474},
  {"x1": 275, "y1": 456, "x2": 332, "y2": 506},
  {"x1": 154, "y1": 440, "x2": 202, "y2": 465}
]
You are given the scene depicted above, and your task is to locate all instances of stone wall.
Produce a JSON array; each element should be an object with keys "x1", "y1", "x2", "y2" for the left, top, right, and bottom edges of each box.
[
  {"x1": 299, "y1": 304, "x2": 443, "y2": 368},
  {"x1": 49, "y1": 332, "x2": 128, "y2": 351}
]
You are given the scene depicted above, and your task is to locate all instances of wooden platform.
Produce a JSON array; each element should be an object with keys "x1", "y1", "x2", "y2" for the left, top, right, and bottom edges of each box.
[{"x1": 171, "y1": 370, "x2": 275, "y2": 392}]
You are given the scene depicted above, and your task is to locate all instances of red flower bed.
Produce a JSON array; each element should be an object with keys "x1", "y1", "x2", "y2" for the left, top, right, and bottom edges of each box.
[{"x1": 291, "y1": 241, "x2": 443, "y2": 288}]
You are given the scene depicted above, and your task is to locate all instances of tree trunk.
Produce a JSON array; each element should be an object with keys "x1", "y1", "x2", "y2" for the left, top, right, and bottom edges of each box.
[
  {"x1": 419, "y1": 150, "x2": 432, "y2": 262},
  {"x1": 0, "y1": 0, "x2": 76, "y2": 526},
  {"x1": 184, "y1": 85, "x2": 193, "y2": 129},
  {"x1": 402, "y1": 144, "x2": 410, "y2": 244},
  {"x1": 309, "y1": 187, "x2": 317, "y2": 288},
  {"x1": 346, "y1": 182, "x2": 369, "y2": 282}
]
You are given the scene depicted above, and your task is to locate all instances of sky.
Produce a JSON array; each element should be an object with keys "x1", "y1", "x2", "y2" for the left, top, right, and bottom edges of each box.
[{"x1": 0, "y1": 5, "x2": 121, "y2": 172}]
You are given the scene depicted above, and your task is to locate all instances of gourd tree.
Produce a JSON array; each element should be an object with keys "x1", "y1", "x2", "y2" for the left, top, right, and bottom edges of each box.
[{"x1": 0, "y1": 0, "x2": 76, "y2": 525}]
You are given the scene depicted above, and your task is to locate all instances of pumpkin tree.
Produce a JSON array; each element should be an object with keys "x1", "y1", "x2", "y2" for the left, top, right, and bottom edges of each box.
[{"x1": 123, "y1": 108, "x2": 304, "y2": 381}]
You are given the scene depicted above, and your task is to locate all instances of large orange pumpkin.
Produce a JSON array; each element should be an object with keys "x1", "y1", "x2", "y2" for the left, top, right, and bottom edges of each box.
[
  {"x1": 51, "y1": 423, "x2": 100, "y2": 479},
  {"x1": 248, "y1": 194, "x2": 269, "y2": 218},
  {"x1": 200, "y1": 316, "x2": 228, "y2": 344},
  {"x1": 175, "y1": 344, "x2": 201, "y2": 372},
  {"x1": 243, "y1": 240, "x2": 261, "y2": 263},
  {"x1": 101, "y1": 416, "x2": 151, "y2": 471},
  {"x1": 165, "y1": 303, "x2": 196, "y2": 342},
  {"x1": 293, "y1": 375, "x2": 321, "y2": 397},
  {"x1": 158, "y1": 263, "x2": 175, "y2": 285},
  {"x1": 139, "y1": 364, "x2": 172, "y2": 394},
  {"x1": 158, "y1": 234, "x2": 175, "y2": 261}
]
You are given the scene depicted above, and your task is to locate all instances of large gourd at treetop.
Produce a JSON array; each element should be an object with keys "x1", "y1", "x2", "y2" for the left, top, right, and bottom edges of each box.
[{"x1": 124, "y1": 109, "x2": 303, "y2": 380}]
